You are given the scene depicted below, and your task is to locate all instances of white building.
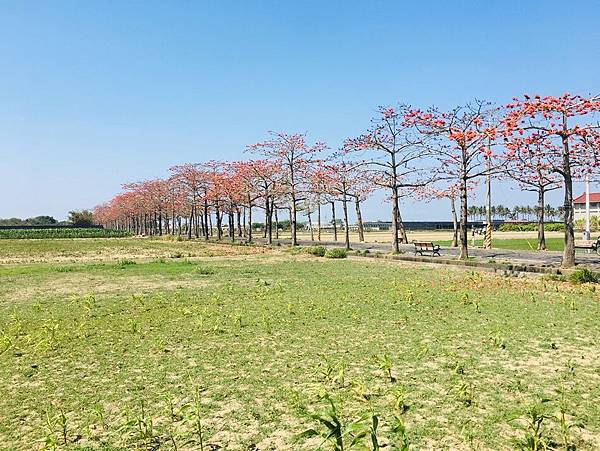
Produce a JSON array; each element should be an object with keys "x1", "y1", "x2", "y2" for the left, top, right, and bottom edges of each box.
[{"x1": 573, "y1": 192, "x2": 600, "y2": 221}]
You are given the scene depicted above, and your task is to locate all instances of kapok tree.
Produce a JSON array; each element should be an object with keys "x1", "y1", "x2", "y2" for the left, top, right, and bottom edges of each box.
[
  {"x1": 248, "y1": 132, "x2": 326, "y2": 246},
  {"x1": 503, "y1": 93, "x2": 600, "y2": 267},
  {"x1": 502, "y1": 142, "x2": 561, "y2": 250},
  {"x1": 245, "y1": 159, "x2": 280, "y2": 244},
  {"x1": 325, "y1": 157, "x2": 374, "y2": 249},
  {"x1": 417, "y1": 100, "x2": 498, "y2": 259},
  {"x1": 417, "y1": 183, "x2": 462, "y2": 247},
  {"x1": 308, "y1": 167, "x2": 337, "y2": 242},
  {"x1": 169, "y1": 163, "x2": 210, "y2": 239},
  {"x1": 344, "y1": 105, "x2": 432, "y2": 253},
  {"x1": 232, "y1": 160, "x2": 267, "y2": 243}
]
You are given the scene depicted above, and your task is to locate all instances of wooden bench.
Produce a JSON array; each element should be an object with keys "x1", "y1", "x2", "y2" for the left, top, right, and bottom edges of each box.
[
  {"x1": 574, "y1": 238, "x2": 600, "y2": 254},
  {"x1": 413, "y1": 241, "x2": 441, "y2": 257}
]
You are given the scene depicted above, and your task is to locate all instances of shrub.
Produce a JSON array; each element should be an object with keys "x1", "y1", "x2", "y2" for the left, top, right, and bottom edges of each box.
[
  {"x1": 325, "y1": 248, "x2": 348, "y2": 259},
  {"x1": 305, "y1": 246, "x2": 326, "y2": 257},
  {"x1": 498, "y1": 223, "x2": 563, "y2": 232},
  {"x1": 569, "y1": 268, "x2": 599, "y2": 284}
]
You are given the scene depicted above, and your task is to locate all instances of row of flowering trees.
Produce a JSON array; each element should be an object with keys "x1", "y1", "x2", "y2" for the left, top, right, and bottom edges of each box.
[
  {"x1": 94, "y1": 136, "x2": 375, "y2": 251},
  {"x1": 95, "y1": 94, "x2": 600, "y2": 268}
]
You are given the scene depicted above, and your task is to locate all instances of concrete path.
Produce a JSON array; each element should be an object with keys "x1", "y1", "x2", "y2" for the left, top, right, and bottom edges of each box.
[{"x1": 277, "y1": 238, "x2": 600, "y2": 269}]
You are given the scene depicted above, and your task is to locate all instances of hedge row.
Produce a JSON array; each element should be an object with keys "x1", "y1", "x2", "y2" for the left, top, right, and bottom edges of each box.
[
  {"x1": 0, "y1": 228, "x2": 132, "y2": 239},
  {"x1": 498, "y1": 223, "x2": 564, "y2": 232}
]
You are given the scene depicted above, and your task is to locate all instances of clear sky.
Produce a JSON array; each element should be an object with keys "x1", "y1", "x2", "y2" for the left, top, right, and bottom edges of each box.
[{"x1": 1, "y1": 0, "x2": 599, "y2": 221}]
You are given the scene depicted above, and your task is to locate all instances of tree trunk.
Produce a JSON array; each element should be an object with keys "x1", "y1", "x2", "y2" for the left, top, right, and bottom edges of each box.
[
  {"x1": 243, "y1": 206, "x2": 247, "y2": 238},
  {"x1": 236, "y1": 208, "x2": 242, "y2": 237},
  {"x1": 229, "y1": 211, "x2": 235, "y2": 242},
  {"x1": 459, "y1": 175, "x2": 469, "y2": 259},
  {"x1": 562, "y1": 125, "x2": 575, "y2": 267},
  {"x1": 248, "y1": 205, "x2": 253, "y2": 242},
  {"x1": 342, "y1": 193, "x2": 350, "y2": 250},
  {"x1": 204, "y1": 200, "x2": 209, "y2": 240},
  {"x1": 391, "y1": 186, "x2": 400, "y2": 253},
  {"x1": 274, "y1": 207, "x2": 279, "y2": 240},
  {"x1": 267, "y1": 197, "x2": 273, "y2": 244},
  {"x1": 355, "y1": 198, "x2": 365, "y2": 242},
  {"x1": 290, "y1": 197, "x2": 298, "y2": 246},
  {"x1": 263, "y1": 194, "x2": 269, "y2": 239},
  {"x1": 215, "y1": 206, "x2": 222, "y2": 240},
  {"x1": 331, "y1": 201, "x2": 338, "y2": 241},
  {"x1": 317, "y1": 199, "x2": 322, "y2": 241},
  {"x1": 537, "y1": 187, "x2": 546, "y2": 251},
  {"x1": 450, "y1": 197, "x2": 458, "y2": 248},
  {"x1": 308, "y1": 210, "x2": 314, "y2": 241},
  {"x1": 397, "y1": 208, "x2": 408, "y2": 244}
]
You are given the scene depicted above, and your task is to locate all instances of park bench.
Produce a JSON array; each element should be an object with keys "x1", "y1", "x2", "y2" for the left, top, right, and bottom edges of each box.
[
  {"x1": 574, "y1": 238, "x2": 600, "y2": 255},
  {"x1": 413, "y1": 241, "x2": 441, "y2": 257}
]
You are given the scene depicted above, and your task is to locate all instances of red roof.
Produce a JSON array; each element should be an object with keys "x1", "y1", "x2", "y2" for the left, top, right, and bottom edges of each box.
[{"x1": 573, "y1": 193, "x2": 600, "y2": 203}]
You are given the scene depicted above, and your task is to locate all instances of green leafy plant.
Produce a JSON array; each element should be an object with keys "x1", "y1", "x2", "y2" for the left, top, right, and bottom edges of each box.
[
  {"x1": 569, "y1": 268, "x2": 599, "y2": 284},
  {"x1": 390, "y1": 415, "x2": 410, "y2": 450},
  {"x1": 511, "y1": 403, "x2": 551, "y2": 451},
  {"x1": 374, "y1": 353, "x2": 396, "y2": 383},
  {"x1": 306, "y1": 245, "x2": 327, "y2": 257},
  {"x1": 391, "y1": 386, "x2": 409, "y2": 414},
  {"x1": 298, "y1": 395, "x2": 369, "y2": 450},
  {"x1": 555, "y1": 385, "x2": 583, "y2": 450},
  {"x1": 325, "y1": 248, "x2": 348, "y2": 259}
]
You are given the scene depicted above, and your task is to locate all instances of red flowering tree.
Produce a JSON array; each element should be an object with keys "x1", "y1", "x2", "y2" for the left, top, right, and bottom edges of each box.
[
  {"x1": 417, "y1": 100, "x2": 498, "y2": 259},
  {"x1": 248, "y1": 132, "x2": 326, "y2": 246},
  {"x1": 325, "y1": 157, "x2": 373, "y2": 249},
  {"x1": 245, "y1": 159, "x2": 280, "y2": 244},
  {"x1": 502, "y1": 94, "x2": 600, "y2": 266},
  {"x1": 169, "y1": 163, "x2": 211, "y2": 239},
  {"x1": 502, "y1": 142, "x2": 561, "y2": 250},
  {"x1": 343, "y1": 105, "x2": 432, "y2": 253},
  {"x1": 231, "y1": 160, "x2": 268, "y2": 243}
]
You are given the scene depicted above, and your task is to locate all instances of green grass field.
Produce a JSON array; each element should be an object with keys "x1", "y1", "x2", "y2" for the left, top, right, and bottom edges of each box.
[
  {"x1": 1, "y1": 238, "x2": 599, "y2": 450},
  {"x1": 438, "y1": 237, "x2": 566, "y2": 252}
]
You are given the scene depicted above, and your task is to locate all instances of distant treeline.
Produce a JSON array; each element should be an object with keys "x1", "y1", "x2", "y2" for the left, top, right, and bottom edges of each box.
[
  {"x1": 468, "y1": 204, "x2": 564, "y2": 222},
  {"x1": 0, "y1": 216, "x2": 61, "y2": 226},
  {"x1": 0, "y1": 210, "x2": 96, "y2": 228}
]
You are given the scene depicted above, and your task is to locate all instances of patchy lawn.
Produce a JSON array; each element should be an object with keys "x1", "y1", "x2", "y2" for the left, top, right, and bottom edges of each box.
[{"x1": 0, "y1": 239, "x2": 599, "y2": 450}]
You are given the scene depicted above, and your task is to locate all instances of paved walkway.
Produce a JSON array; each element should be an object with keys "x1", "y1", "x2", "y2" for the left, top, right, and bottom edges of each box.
[{"x1": 279, "y1": 238, "x2": 600, "y2": 269}]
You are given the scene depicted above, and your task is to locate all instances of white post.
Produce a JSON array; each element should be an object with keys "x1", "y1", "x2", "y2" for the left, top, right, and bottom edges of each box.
[{"x1": 584, "y1": 174, "x2": 591, "y2": 240}]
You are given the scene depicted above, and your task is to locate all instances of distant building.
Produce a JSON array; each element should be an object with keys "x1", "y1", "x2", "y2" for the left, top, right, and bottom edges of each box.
[{"x1": 573, "y1": 193, "x2": 600, "y2": 221}]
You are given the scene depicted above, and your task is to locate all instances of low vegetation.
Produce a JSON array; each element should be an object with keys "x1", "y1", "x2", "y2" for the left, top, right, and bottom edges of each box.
[
  {"x1": 1, "y1": 238, "x2": 599, "y2": 449},
  {"x1": 498, "y1": 223, "x2": 564, "y2": 233},
  {"x1": 569, "y1": 268, "x2": 600, "y2": 284},
  {"x1": 0, "y1": 228, "x2": 131, "y2": 240},
  {"x1": 324, "y1": 248, "x2": 348, "y2": 259},
  {"x1": 305, "y1": 245, "x2": 326, "y2": 257}
]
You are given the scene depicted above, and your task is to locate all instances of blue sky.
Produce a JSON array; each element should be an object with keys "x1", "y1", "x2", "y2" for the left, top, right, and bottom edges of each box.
[{"x1": 1, "y1": 0, "x2": 599, "y2": 221}]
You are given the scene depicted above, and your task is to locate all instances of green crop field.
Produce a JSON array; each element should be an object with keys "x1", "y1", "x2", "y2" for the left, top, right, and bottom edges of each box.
[
  {"x1": 1, "y1": 238, "x2": 599, "y2": 450},
  {"x1": 0, "y1": 228, "x2": 131, "y2": 240}
]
